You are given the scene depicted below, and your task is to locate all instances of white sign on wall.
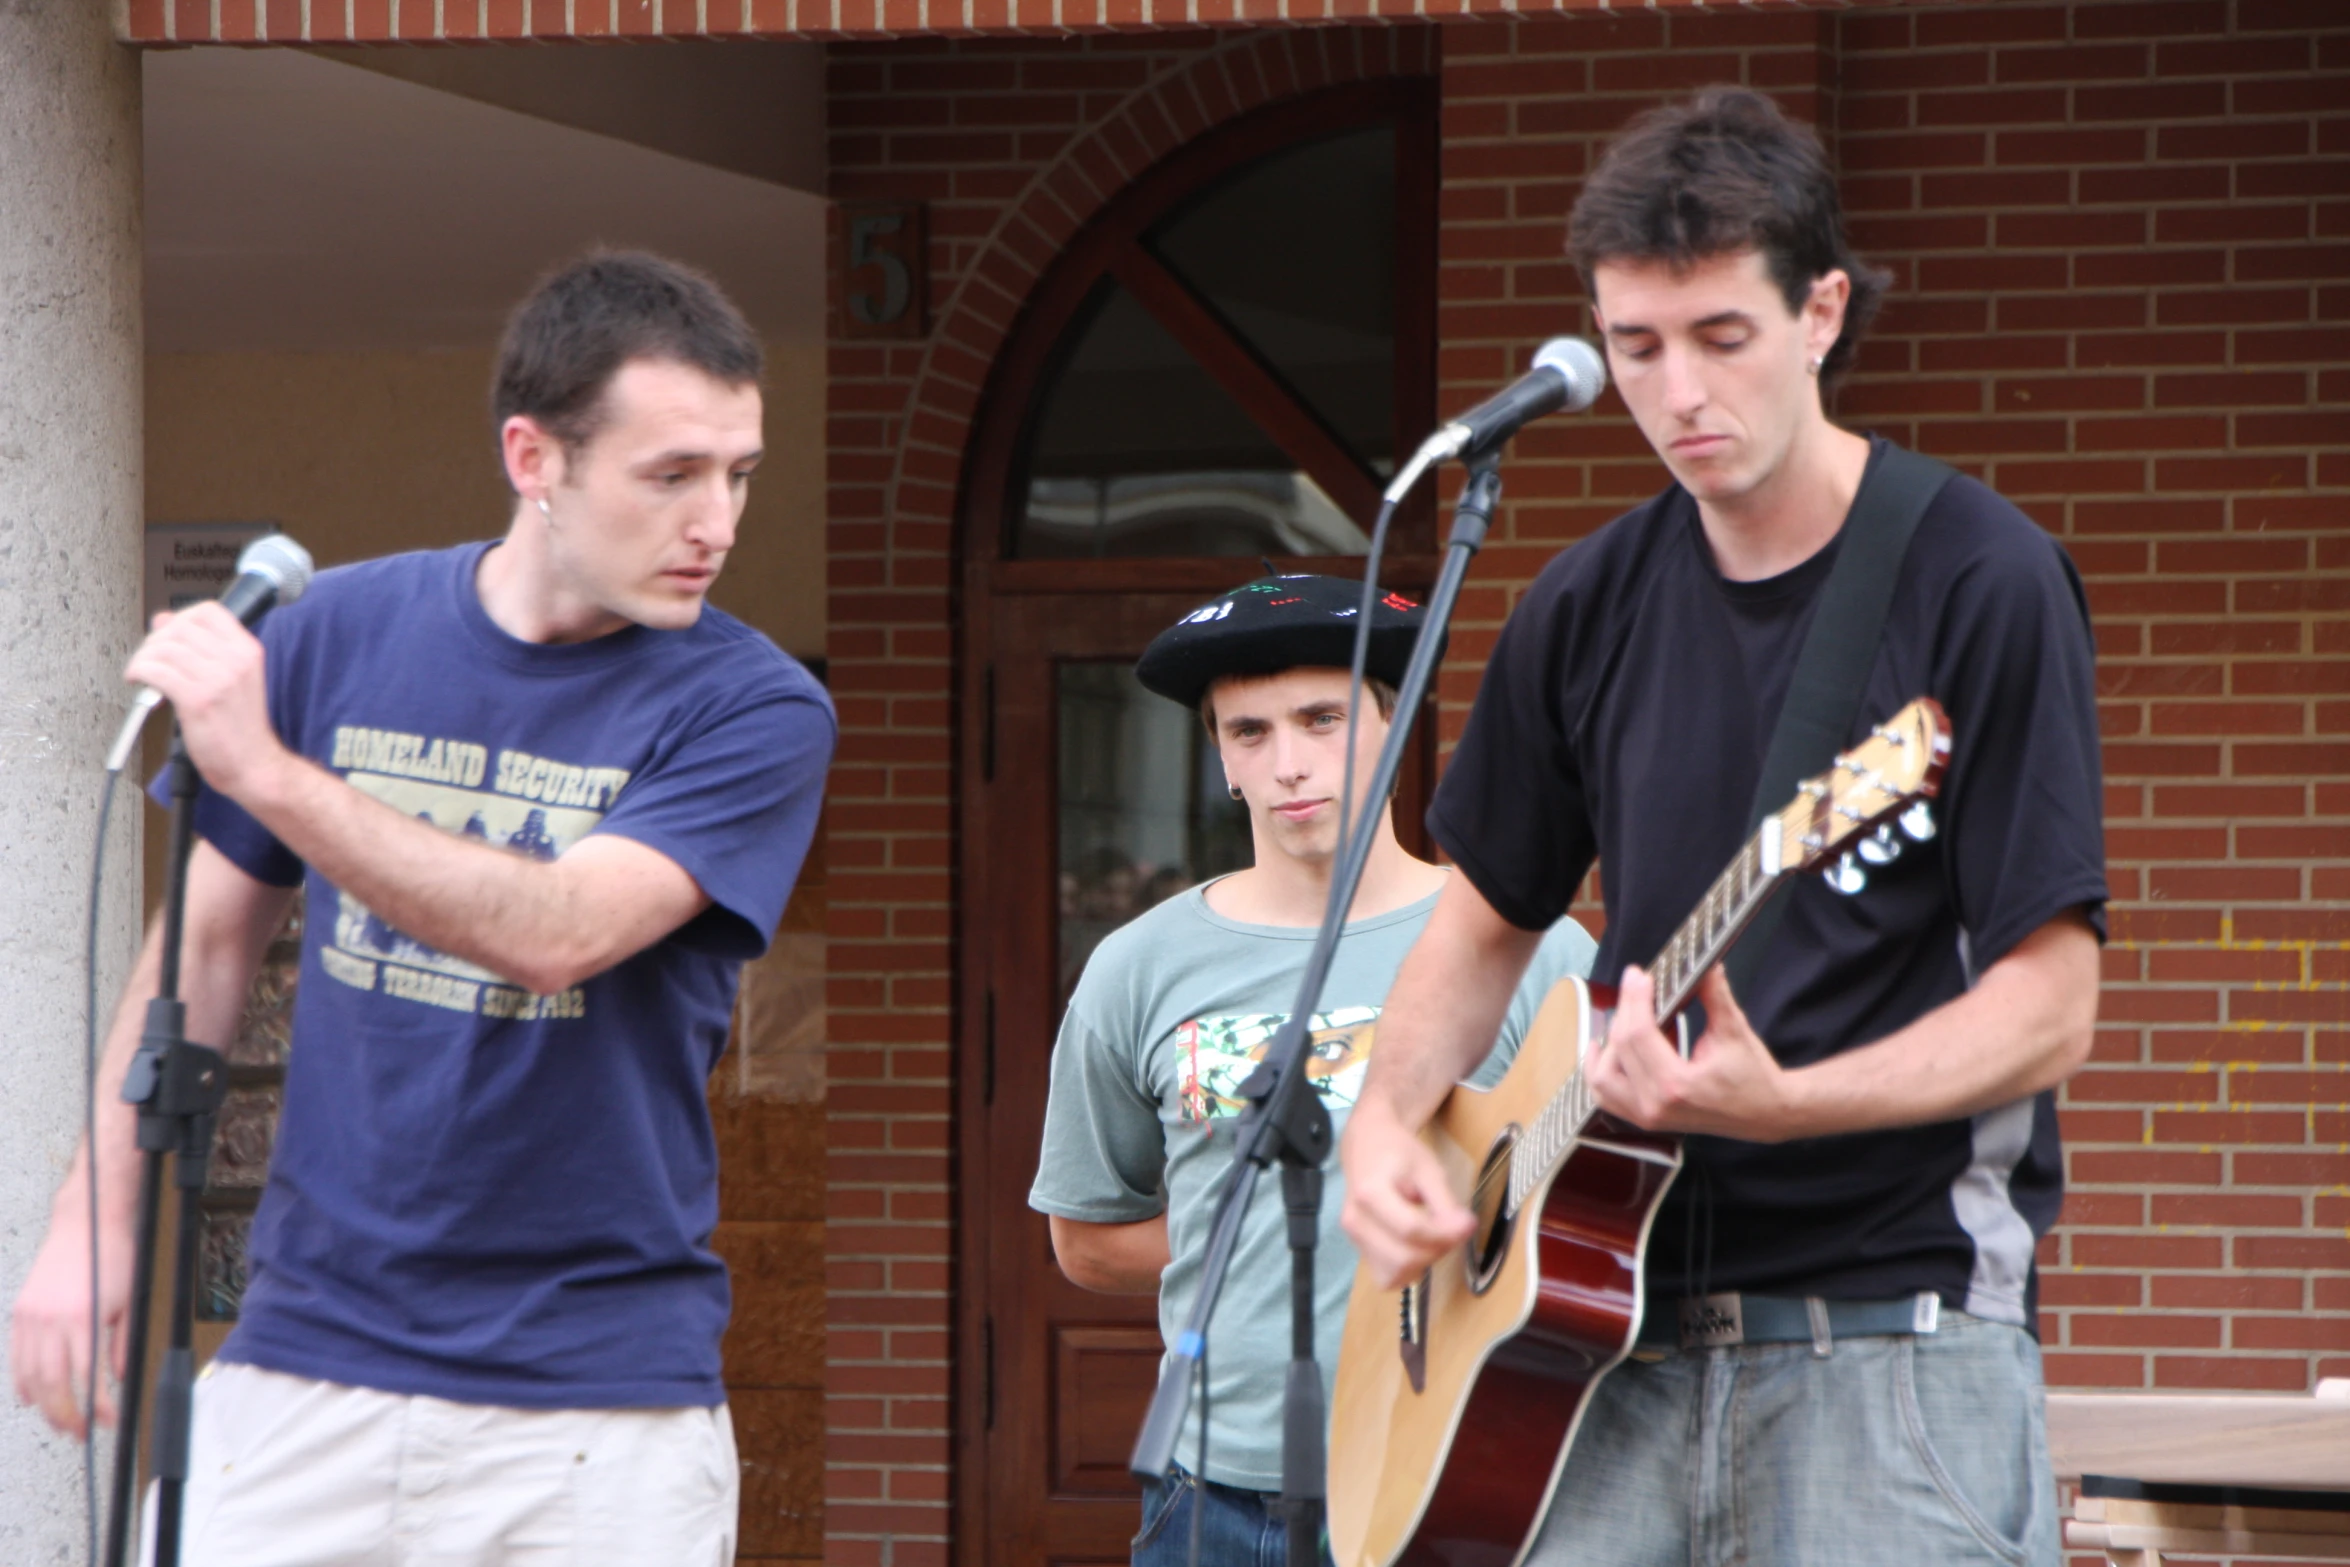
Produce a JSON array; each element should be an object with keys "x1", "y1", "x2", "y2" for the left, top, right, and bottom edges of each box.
[{"x1": 145, "y1": 521, "x2": 276, "y2": 623}]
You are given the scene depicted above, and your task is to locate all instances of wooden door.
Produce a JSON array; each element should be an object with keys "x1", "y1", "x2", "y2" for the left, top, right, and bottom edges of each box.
[
  {"x1": 949, "y1": 75, "x2": 1441, "y2": 1567},
  {"x1": 975, "y1": 589, "x2": 1203, "y2": 1567},
  {"x1": 962, "y1": 581, "x2": 1437, "y2": 1567}
]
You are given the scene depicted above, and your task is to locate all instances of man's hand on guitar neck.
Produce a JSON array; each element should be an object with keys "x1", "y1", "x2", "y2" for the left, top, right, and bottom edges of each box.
[
  {"x1": 1595, "y1": 912, "x2": 2102, "y2": 1142},
  {"x1": 1588, "y1": 964, "x2": 1797, "y2": 1141}
]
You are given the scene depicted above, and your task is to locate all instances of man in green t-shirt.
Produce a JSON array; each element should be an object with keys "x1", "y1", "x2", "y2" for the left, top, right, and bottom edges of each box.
[{"x1": 1031, "y1": 576, "x2": 1594, "y2": 1567}]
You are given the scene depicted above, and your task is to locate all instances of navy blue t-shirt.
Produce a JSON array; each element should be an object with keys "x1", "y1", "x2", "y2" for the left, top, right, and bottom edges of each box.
[
  {"x1": 1429, "y1": 442, "x2": 2107, "y2": 1326},
  {"x1": 182, "y1": 541, "x2": 834, "y2": 1408}
]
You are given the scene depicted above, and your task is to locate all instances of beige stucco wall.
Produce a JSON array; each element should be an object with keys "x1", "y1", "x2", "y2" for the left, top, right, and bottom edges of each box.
[
  {"x1": 143, "y1": 343, "x2": 827, "y2": 657},
  {"x1": 0, "y1": 7, "x2": 142, "y2": 1546}
]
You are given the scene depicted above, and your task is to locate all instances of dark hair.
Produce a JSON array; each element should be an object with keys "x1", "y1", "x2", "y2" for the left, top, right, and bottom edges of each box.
[
  {"x1": 1567, "y1": 87, "x2": 1889, "y2": 385},
  {"x1": 492, "y1": 250, "x2": 763, "y2": 470}
]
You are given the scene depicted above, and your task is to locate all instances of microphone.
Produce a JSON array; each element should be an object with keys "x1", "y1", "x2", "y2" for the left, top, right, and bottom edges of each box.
[
  {"x1": 105, "y1": 533, "x2": 315, "y2": 773},
  {"x1": 1384, "y1": 337, "x2": 1609, "y2": 504},
  {"x1": 1447, "y1": 337, "x2": 1609, "y2": 459}
]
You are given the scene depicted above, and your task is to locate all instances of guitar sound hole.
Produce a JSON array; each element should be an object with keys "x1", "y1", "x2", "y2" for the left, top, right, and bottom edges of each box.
[{"x1": 1464, "y1": 1126, "x2": 1519, "y2": 1295}]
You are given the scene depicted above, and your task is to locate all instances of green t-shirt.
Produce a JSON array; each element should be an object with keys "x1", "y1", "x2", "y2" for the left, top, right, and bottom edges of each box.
[{"x1": 1028, "y1": 877, "x2": 1597, "y2": 1489}]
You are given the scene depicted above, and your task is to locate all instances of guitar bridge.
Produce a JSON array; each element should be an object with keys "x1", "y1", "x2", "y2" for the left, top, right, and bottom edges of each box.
[{"x1": 1398, "y1": 1272, "x2": 1429, "y2": 1393}]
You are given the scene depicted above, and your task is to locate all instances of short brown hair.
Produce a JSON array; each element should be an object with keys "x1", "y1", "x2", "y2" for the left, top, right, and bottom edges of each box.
[
  {"x1": 493, "y1": 250, "x2": 762, "y2": 471},
  {"x1": 1567, "y1": 87, "x2": 1889, "y2": 385},
  {"x1": 1200, "y1": 676, "x2": 1399, "y2": 734}
]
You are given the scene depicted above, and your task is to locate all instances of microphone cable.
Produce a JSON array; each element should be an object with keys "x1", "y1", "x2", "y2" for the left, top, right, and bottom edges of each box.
[
  {"x1": 1185, "y1": 1344, "x2": 1206, "y2": 1567},
  {"x1": 1336, "y1": 337, "x2": 1603, "y2": 850},
  {"x1": 81, "y1": 762, "x2": 126, "y2": 1567},
  {"x1": 1333, "y1": 495, "x2": 1401, "y2": 883}
]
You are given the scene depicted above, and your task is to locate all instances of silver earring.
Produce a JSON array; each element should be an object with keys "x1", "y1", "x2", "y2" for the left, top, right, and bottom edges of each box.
[
  {"x1": 1228, "y1": 784, "x2": 1243, "y2": 801},
  {"x1": 537, "y1": 496, "x2": 553, "y2": 520},
  {"x1": 1807, "y1": 356, "x2": 1824, "y2": 377}
]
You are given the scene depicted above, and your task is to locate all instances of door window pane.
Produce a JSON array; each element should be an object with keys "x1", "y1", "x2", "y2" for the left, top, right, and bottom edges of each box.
[
  {"x1": 1057, "y1": 662, "x2": 1251, "y2": 1001},
  {"x1": 1149, "y1": 127, "x2": 1396, "y2": 471},
  {"x1": 1018, "y1": 282, "x2": 1369, "y2": 560},
  {"x1": 1008, "y1": 121, "x2": 1408, "y2": 561}
]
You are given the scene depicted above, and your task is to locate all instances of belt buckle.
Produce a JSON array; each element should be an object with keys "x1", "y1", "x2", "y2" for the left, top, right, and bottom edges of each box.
[{"x1": 1677, "y1": 1291, "x2": 1744, "y2": 1349}]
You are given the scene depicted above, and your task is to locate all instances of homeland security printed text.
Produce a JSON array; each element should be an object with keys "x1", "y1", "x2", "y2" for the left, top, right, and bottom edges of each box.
[{"x1": 332, "y1": 726, "x2": 631, "y2": 810}]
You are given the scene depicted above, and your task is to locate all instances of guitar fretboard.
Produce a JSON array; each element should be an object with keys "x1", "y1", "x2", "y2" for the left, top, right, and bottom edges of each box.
[
  {"x1": 1503, "y1": 821, "x2": 1784, "y2": 1216},
  {"x1": 1648, "y1": 828, "x2": 1782, "y2": 1023}
]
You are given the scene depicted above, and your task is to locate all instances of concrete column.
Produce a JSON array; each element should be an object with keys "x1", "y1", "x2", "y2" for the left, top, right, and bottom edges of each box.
[{"x1": 0, "y1": 4, "x2": 145, "y2": 1557}]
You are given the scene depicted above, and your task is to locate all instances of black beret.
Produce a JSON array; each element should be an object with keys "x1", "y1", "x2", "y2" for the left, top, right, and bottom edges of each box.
[{"x1": 1134, "y1": 574, "x2": 1439, "y2": 710}]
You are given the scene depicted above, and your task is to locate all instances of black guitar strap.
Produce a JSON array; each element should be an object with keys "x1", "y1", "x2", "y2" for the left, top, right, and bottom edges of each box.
[{"x1": 1720, "y1": 442, "x2": 1955, "y2": 998}]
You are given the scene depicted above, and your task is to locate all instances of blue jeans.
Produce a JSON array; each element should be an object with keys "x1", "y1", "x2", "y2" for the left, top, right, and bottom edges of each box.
[
  {"x1": 1526, "y1": 1311, "x2": 2059, "y2": 1567},
  {"x1": 1133, "y1": 1470, "x2": 1334, "y2": 1567}
]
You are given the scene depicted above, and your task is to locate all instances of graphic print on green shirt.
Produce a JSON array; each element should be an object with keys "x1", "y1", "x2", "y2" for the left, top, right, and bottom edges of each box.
[{"x1": 1176, "y1": 1007, "x2": 1377, "y2": 1123}]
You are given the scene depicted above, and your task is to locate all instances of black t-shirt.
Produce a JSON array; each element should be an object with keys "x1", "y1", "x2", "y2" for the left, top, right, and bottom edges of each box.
[{"x1": 1428, "y1": 440, "x2": 2108, "y2": 1325}]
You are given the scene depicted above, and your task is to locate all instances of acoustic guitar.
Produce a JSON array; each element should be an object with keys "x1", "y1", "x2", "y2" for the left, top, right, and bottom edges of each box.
[{"x1": 1327, "y1": 696, "x2": 1952, "y2": 1567}]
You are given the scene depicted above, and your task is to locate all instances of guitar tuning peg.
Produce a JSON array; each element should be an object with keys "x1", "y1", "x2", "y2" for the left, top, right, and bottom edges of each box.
[
  {"x1": 1857, "y1": 823, "x2": 1902, "y2": 866},
  {"x1": 1899, "y1": 801, "x2": 1937, "y2": 843},
  {"x1": 1824, "y1": 852, "x2": 1868, "y2": 896}
]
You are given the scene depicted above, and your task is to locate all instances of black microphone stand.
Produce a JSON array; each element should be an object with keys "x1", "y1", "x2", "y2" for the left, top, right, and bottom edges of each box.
[
  {"x1": 1131, "y1": 452, "x2": 1507, "y2": 1566},
  {"x1": 103, "y1": 727, "x2": 228, "y2": 1567}
]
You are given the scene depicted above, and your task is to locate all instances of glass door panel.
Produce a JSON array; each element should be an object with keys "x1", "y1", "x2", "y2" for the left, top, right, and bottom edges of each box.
[{"x1": 1056, "y1": 661, "x2": 1251, "y2": 1001}]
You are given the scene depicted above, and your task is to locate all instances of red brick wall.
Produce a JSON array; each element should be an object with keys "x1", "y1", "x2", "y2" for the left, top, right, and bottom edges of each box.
[
  {"x1": 1831, "y1": 0, "x2": 2350, "y2": 1397},
  {"x1": 827, "y1": 6, "x2": 2347, "y2": 1559},
  {"x1": 1437, "y1": 0, "x2": 2350, "y2": 1398}
]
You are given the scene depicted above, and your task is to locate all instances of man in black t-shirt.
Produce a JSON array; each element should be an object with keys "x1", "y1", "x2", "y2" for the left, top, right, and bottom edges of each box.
[{"x1": 1339, "y1": 89, "x2": 2103, "y2": 1565}]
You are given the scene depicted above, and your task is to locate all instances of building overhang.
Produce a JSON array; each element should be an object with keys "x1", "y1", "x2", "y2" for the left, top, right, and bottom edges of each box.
[{"x1": 126, "y1": 0, "x2": 1939, "y2": 48}]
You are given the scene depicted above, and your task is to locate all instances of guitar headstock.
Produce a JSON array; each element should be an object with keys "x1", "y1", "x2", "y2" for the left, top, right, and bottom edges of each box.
[{"x1": 1768, "y1": 697, "x2": 1952, "y2": 878}]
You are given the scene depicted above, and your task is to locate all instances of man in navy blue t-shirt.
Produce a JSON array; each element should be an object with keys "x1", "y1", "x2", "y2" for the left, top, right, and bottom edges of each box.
[
  {"x1": 12, "y1": 252, "x2": 834, "y2": 1563},
  {"x1": 1341, "y1": 92, "x2": 2104, "y2": 1565}
]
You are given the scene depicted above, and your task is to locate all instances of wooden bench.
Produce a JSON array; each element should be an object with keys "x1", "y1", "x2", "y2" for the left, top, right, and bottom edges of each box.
[{"x1": 2048, "y1": 1380, "x2": 2350, "y2": 1565}]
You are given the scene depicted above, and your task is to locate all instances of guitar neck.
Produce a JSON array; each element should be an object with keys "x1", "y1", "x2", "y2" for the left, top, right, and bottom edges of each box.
[
  {"x1": 1646, "y1": 821, "x2": 1787, "y2": 1024},
  {"x1": 1501, "y1": 697, "x2": 1948, "y2": 1220},
  {"x1": 1503, "y1": 821, "x2": 1787, "y2": 1216}
]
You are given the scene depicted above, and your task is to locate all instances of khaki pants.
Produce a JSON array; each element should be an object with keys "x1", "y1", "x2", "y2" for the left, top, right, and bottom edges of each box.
[{"x1": 143, "y1": 1362, "x2": 738, "y2": 1567}]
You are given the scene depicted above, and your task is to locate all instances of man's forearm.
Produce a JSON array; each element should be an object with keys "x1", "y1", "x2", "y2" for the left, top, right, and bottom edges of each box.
[
  {"x1": 58, "y1": 856, "x2": 289, "y2": 1236},
  {"x1": 1049, "y1": 1214, "x2": 1170, "y2": 1294},
  {"x1": 1780, "y1": 913, "x2": 2099, "y2": 1140},
  {"x1": 236, "y1": 750, "x2": 695, "y2": 996},
  {"x1": 126, "y1": 605, "x2": 714, "y2": 1001},
  {"x1": 61, "y1": 933, "x2": 164, "y2": 1236},
  {"x1": 1357, "y1": 878, "x2": 1545, "y2": 1131}
]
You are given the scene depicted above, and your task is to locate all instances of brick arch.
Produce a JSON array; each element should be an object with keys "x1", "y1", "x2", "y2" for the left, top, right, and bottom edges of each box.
[{"x1": 879, "y1": 24, "x2": 1438, "y2": 557}]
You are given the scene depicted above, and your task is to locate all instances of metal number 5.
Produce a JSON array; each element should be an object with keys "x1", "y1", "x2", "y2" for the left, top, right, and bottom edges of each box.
[{"x1": 848, "y1": 211, "x2": 911, "y2": 326}]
